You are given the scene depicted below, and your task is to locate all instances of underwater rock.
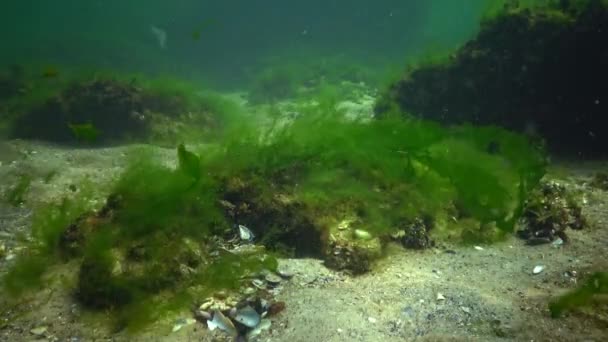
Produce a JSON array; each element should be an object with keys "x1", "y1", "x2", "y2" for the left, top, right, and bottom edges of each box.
[
  {"x1": 392, "y1": 217, "x2": 434, "y2": 249},
  {"x1": 324, "y1": 235, "x2": 382, "y2": 274},
  {"x1": 11, "y1": 79, "x2": 148, "y2": 144},
  {"x1": 589, "y1": 172, "x2": 608, "y2": 190},
  {"x1": 376, "y1": 0, "x2": 608, "y2": 157},
  {"x1": 8, "y1": 77, "x2": 202, "y2": 145},
  {"x1": 0, "y1": 65, "x2": 26, "y2": 100},
  {"x1": 219, "y1": 176, "x2": 323, "y2": 258},
  {"x1": 518, "y1": 180, "x2": 587, "y2": 245}
]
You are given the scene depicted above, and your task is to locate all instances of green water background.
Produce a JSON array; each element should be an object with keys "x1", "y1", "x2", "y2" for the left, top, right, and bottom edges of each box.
[{"x1": 1, "y1": 0, "x2": 505, "y2": 87}]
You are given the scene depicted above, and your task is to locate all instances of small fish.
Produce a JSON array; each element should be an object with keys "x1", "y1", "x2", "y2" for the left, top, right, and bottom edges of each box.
[
  {"x1": 486, "y1": 140, "x2": 501, "y2": 154},
  {"x1": 192, "y1": 20, "x2": 216, "y2": 41},
  {"x1": 150, "y1": 25, "x2": 167, "y2": 49},
  {"x1": 68, "y1": 123, "x2": 101, "y2": 143},
  {"x1": 41, "y1": 66, "x2": 60, "y2": 78}
]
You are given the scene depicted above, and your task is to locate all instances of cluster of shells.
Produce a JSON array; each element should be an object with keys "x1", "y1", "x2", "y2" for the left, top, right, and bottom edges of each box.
[{"x1": 193, "y1": 268, "x2": 291, "y2": 339}]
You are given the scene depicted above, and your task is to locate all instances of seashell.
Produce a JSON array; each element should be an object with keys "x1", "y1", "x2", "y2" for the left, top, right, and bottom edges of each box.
[
  {"x1": 194, "y1": 310, "x2": 212, "y2": 321},
  {"x1": 200, "y1": 300, "x2": 214, "y2": 311},
  {"x1": 239, "y1": 225, "x2": 255, "y2": 241},
  {"x1": 252, "y1": 279, "x2": 266, "y2": 289},
  {"x1": 247, "y1": 319, "x2": 271, "y2": 339},
  {"x1": 207, "y1": 310, "x2": 237, "y2": 336},
  {"x1": 533, "y1": 265, "x2": 545, "y2": 274},
  {"x1": 233, "y1": 305, "x2": 261, "y2": 328},
  {"x1": 265, "y1": 273, "x2": 282, "y2": 285}
]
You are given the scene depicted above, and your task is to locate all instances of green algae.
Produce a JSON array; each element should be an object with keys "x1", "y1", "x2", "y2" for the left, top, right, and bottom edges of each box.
[
  {"x1": 1, "y1": 86, "x2": 546, "y2": 331},
  {"x1": 549, "y1": 272, "x2": 608, "y2": 318},
  {"x1": 5, "y1": 174, "x2": 32, "y2": 206}
]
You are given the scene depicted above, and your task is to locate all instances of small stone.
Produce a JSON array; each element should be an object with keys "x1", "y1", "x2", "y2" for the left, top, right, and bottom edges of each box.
[
  {"x1": 194, "y1": 310, "x2": 212, "y2": 321},
  {"x1": 533, "y1": 265, "x2": 544, "y2": 274},
  {"x1": 402, "y1": 306, "x2": 415, "y2": 317},
  {"x1": 252, "y1": 279, "x2": 266, "y2": 289},
  {"x1": 200, "y1": 300, "x2": 214, "y2": 311},
  {"x1": 368, "y1": 317, "x2": 377, "y2": 323},
  {"x1": 30, "y1": 326, "x2": 48, "y2": 336},
  {"x1": 461, "y1": 306, "x2": 471, "y2": 314},
  {"x1": 265, "y1": 273, "x2": 282, "y2": 285},
  {"x1": 436, "y1": 293, "x2": 446, "y2": 301},
  {"x1": 474, "y1": 246, "x2": 484, "y2": 251},
  {"x1": 243, "y1": 287, "x2": 256, "y2": 295},
  {"x1": 337, "y1": 328, "x2": 343, "y2": 333},
  {"x1": 354, "y1": 229, "x2": 372, "y2": 240}
]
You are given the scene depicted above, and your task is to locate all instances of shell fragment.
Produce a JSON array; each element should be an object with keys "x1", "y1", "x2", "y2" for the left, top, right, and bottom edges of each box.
[
  {"x1": 239, "y1": 225, "x2": 255, "y2": 241},
  {"x1": 533, "y1": 265, "x2": 545, "y2": 274},
  {"x1": 207, "y1": 310, "x2": 237, "y2": 336}
]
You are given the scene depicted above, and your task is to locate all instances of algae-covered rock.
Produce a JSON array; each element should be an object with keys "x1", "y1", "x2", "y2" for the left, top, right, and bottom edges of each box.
[
  {"x1": 377, "y1": 0, "x2": 608, "y2": 156},
  {"x1": 518, "y1": 180, "x2": 586, "y2": 244},
  {"x1": 391, "y1": 217, "x2": 434, "y2": 249},
  {"x1": 589, "y1": 172, "x2": 608, "y2": 190},
  {"x1": 0, "y1": 65, "x2": 26, "y2": 101},
  {"x1": 322, "y1": 219, "x2": 383, "y2": 274},
  {"x1": 11, "y1": 79, "x2": 150, "y2": 143},
  {"x1": 324, "y1": 235, "x2": 383, "y2": 275}
]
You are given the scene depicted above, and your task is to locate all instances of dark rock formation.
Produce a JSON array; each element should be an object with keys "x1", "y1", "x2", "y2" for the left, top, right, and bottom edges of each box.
[{"x1": 377, "y1": 0, "x2": 608, "y2": 156}]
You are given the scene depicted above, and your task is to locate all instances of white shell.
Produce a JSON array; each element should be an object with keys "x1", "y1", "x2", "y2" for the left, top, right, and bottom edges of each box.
[
  {"x1": 474, "y1": 246, "x2": 484, "y2": 251},
  {"x1": 233, "y1": 305, "x2": 261, "y2": 328},
  {"x1": 436, "y1": 293, "x2": 446, "y2": 301},
  {"x1": 239, "y1": 224, "x2": 255, "y2": 241},
  {"x1": 533, "y1": 265, "x2": 545, "y2": 274},
  {"x1": 354, "y1": 229, "x2": 372, "y2": 240},
  {"x1": 207, "y1": 310, "x2": 237, "y2": 336}
]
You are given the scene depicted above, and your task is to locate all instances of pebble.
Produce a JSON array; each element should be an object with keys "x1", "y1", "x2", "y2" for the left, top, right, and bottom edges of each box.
[
  {"x1": 474, "y1": 246, "x2": 484, "y2": 251},
  {"x1": 30, "y1": 326, "x2": 48, "y2": 336},
  {"x1": 243, "y1": 287, "x2": 256, "y2": 295},
  {"x1": 436, "y1": 293, "x2": 446, "y2": 301},
  {"x1": 533, "y1": 265, "x2": 545, "y2": 274},
  {"x1": 368, "y1": 317, "x2": 377, "y2": 323},
  {"x1": 461, "y1": 306, "x2": 472, "y2": 314}
]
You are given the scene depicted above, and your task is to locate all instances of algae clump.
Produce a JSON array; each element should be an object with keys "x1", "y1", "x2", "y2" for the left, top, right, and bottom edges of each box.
[{"x1": 549, "y1": 272, "x2": 608, "y2": 318}]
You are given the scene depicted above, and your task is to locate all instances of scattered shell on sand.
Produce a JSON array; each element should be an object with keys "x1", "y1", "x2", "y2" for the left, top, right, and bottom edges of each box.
[
  {"x1": 207, "y1": 310, "x2": 237, "y2": 336},
  {"x1": 233, "y1": 305, "x2": 261, "y2": 328},
  {"x1": 533, "y1": 265, "x2": 545, "y2": 274}
]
